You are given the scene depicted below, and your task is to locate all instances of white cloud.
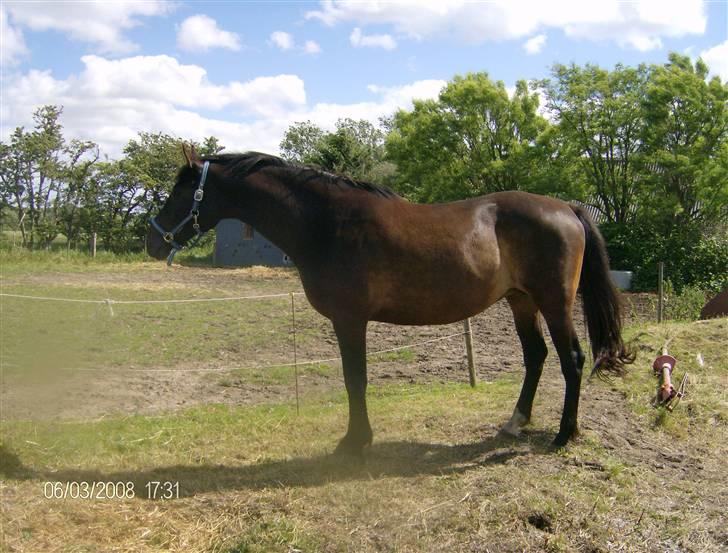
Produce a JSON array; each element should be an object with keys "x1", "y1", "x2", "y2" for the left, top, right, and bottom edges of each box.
[
  {"x1": 177, "y1": 15, "x2": 241, "y2": 52},
  {"x1": 1, "y1": 52, "x2": 444, "y2": 159},
  {"x1": 303, "y1": 40, "x2": 322, "y2": 54},
  {"x1": 270, "y1": 32, "x2": 322, "y2": 55},
  {"x1": 5, "y1": 0, "x2": 173, "y2": 54},
  {"x1": 699, "y1": 40, "x2": 728, "y2": 81},
  {"x1": 523, "y1": 34, "x2": 547, "y2": 54},
  {"x1": 270, "y1": 31, "x2": 294, "y2": 51},
  {"x1": 0, "y1": 8, "x2": 27, "y2": 66},
  {"x1": 350, "y1": 27, "x2": 397, "y2": 50},
  {"x1": 1, "y1": 55, "x2": 306, "y2": 156},
  {"x1": 307, "y1": 0, "x2": 706, "y2": 51}
]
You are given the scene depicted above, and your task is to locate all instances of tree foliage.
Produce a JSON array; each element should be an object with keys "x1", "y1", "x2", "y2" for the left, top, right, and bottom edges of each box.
[
  {"x1": 0, "y1": 107, "x2": 224, "y2": 251},
  {"x1": 539, "y1": 63, "x2": 650, "y2": 223},
  {"x1": 641, "y1": 53, "x2": 728, "y2": 226},
  {"x1": 1, "y1": 51, "x2": 725, "y2": 291},
  {"x1": 280, "y1": 118, "x2": 392, "y2": 182},
  {"x1": 386, "y1": 74, "x2": 548, "y2": 202}
]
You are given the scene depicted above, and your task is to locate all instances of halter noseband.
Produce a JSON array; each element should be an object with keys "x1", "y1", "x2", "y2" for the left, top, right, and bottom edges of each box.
[{"x1": 150, "y1": 160, "x2": 210, "y2": 266}]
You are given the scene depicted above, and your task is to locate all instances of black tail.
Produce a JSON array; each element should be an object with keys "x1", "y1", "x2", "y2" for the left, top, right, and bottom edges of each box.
[{"x1": 571, "y1": 205, "x2": 635, "y2": 378}]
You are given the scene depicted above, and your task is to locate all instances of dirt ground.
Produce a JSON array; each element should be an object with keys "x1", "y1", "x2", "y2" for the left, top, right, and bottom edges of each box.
[
  {"x1": 1, "y1": 265, "x2": 656, "y2": 421},
  {"x1": 2, "y1": 266, "x2": 725, "y2": 552}
]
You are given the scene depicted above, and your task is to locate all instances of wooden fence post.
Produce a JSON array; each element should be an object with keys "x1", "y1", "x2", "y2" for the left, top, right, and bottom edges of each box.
[
  {"x1": 290, "y1": 292, "x2": 300, "y2": 415},
  {"x1": 90, "y1": 232, "x2": 97, "y2": 258},
  {"x1": 657, "y1": 261, "x2": 664, "y2": 323},
  {"x1": 463, "y1": 318, "x2": 477, "y2": 387}
]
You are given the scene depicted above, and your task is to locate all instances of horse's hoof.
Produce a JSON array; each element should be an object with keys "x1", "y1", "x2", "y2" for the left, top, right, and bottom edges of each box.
[
  {"x1": 499, "y1": 425, "x2": 522, "y2": 438},
  {"x1": 333, "y1": 435, "x2": 371, "y2": 458},
  {"x1": 500, "y1": 410, "x2": 529, "y2": 437},
  {"x1": 552, "y1": 427, "x2": 579, "y2": 448}
]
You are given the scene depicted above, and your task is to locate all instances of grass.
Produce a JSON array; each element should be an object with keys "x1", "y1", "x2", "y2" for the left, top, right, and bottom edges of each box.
[
  {"x1": 0, "y1": 252, "x2": 310, "y2": 373},
  {"x1": 620, "y1": 317, "x2": 728, "y2": 440},
  {"x1": 220, "y1": 362, "x2": 336, "y2": 387},
  {"x1": 2, "y1": 323, "x2": 727, "y2": 552},
  {"x1": 1, "y1": 256, "x2": 726, "y2": 552}
]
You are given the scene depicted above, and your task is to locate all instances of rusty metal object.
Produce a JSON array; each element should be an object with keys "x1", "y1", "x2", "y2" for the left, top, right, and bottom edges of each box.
[
  {"x1": 653, "y1": 354, "x2": 677, "y2": 404},
  {"x1": 652, "y1": 342, "x2": 688, "y2": 411}
]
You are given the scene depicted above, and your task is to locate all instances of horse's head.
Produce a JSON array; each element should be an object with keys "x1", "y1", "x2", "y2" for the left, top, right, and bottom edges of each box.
[{"x1": 146, "y1": 145, "x2": 224, "y2": 264}]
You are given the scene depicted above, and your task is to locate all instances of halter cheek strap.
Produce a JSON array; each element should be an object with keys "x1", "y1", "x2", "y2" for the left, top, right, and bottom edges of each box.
[{"x1": 150, "y1": 161, "x2": 210, "y2": 266}]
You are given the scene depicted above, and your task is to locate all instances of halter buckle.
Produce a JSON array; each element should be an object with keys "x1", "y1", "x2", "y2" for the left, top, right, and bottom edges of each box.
[{"x1": 194, "y1": 189, "x2": 204, "y2": 202}]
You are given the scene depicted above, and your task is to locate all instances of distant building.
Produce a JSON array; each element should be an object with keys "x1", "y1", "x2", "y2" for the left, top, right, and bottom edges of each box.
[{"x1": 214, "y1": 219, "x2": 293, "y2": 267}]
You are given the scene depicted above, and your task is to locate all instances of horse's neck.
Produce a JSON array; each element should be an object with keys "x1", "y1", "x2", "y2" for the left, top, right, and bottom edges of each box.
[{"x1": 221, "y1": 168, "x2": 325, "y2": 265}]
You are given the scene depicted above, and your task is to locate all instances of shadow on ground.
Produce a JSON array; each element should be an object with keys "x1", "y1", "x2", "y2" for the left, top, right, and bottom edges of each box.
[{"x1": 1, "y1": 430, "x2": 554, "y2": 498}]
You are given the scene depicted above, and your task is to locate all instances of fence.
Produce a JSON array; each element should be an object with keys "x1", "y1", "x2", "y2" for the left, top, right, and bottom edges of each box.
[{"x1": 0, "y1": 290, "x2": 478, "y2": 413}]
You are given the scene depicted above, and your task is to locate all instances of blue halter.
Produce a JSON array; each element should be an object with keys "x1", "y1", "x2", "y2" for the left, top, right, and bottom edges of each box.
[{"x1": 150, "y1": 161, "x2": 210, "y2": 266}]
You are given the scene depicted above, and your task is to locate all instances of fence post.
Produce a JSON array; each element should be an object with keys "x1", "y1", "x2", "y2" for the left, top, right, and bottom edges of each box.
[
  {"x1": 463, "y1": 318, "x2": 477, "y2": 387},
  {"x1": 657, "y1": 261, "x2": 664, "y2": 323},
  {"x1": 290, "y1": 292, "x2": 300, "y2": 415},
  {"x1": 90, "y1": 232, "x2": 97, "y2": 258}
]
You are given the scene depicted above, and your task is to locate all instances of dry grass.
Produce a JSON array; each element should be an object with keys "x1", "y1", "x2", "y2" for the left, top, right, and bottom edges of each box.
[{"x1": 1, "y1": 256, "x2": 725, "y2": 552}]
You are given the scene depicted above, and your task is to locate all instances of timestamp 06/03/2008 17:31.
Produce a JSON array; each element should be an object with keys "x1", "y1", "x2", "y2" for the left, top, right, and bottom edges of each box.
[{"x1": 42, "y1": 480, "x2": 180, "y2": 500}]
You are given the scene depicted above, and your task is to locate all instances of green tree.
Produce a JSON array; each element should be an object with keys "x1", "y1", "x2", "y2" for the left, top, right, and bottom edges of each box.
[
  {"x1": 279, "y1": 121, "x2": 326, "y2": 163},
  {"x1": 642, "y1": 53, "x2": 728, "y2": 226},
  {"x1": 539, "y1": 63, "x2": 650, "y2": 223},
  {"x1": 0, "y1": 105, "x2": 97, "y2": 247},
  {"x1": 386, "y1": 73, "x2": 547, "y2": 202},
  {"x1": 280, "y1": 118, "x2": 392, "y2": 183}
]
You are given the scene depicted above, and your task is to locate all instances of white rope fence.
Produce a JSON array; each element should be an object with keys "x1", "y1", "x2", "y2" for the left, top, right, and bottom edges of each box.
[
  {"x1": 0, "y1": 291, "x2": 305, "y2": 304},
  {"x1": 1, "y1": 289, "x2": 479, "y2": 391},
  {"x1": 54, "y1": 331, "x2": 468, "y2": 373}
]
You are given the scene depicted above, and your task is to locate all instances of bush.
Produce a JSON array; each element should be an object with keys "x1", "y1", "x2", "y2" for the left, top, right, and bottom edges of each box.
[
  {"x1": 663, "y1": 282, "x2": 708, "y2": 321},
  {"x1": 601, "y1": 221, "x2": 728, "y2": 293}
]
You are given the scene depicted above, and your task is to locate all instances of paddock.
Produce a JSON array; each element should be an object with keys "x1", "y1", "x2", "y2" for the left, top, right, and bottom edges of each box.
[{"x1": 1, "y1": 262, "x2": 726, "y2": 552}]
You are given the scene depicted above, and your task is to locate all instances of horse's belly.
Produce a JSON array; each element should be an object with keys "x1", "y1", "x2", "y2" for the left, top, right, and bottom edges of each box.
[{"x1": 370, "y1": 267, "x2": 509, "y2": 325}]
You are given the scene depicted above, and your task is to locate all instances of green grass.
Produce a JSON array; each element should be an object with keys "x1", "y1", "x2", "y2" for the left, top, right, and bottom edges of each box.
[
  {"x1": 220, "y1": 362, "x2": 336, "y2": 387},
  {"x1": 3, "y1": 358, "x2": 726, "y2": 552},
  {"x1": 368, "y1": 348, "x2": 415, "y2": 364},
  {"x1": 1, "y1": 256, "x2": 726, "y2": 552},
  {"x1": 620, "y1": 317, "x2": 728, "y2": 440}
]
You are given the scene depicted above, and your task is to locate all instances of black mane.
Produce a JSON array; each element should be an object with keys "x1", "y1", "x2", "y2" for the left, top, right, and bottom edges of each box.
[{"x1": 205, "y1": 152, "x2": 400, "y2": 199}]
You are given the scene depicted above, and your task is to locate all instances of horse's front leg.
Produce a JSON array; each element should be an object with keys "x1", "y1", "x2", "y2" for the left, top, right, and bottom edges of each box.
[{"x1": 332, "y1": 318, "x2": 372, "y2": 456}]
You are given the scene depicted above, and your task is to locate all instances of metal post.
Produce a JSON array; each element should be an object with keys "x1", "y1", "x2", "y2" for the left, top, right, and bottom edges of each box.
[
  {"x1": 290, "y1": 292, "x2": 300, "y2": 415},
  {"x1": 657, "y1": 262, "x2": 664, "y2": 323},
  {"x1": 463, "y1": 318, "x2": 477, "y2": 387}
]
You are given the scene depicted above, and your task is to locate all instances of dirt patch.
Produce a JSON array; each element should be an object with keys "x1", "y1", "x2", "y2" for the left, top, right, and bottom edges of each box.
[{"x1": 1, "y1": 266, "x2": 655, "y2": 421}]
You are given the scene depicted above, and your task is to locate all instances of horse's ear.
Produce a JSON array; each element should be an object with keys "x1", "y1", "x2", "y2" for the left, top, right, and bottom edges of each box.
[{"x1": 182, "y1": 143, "x2": 203, "y2": 170}]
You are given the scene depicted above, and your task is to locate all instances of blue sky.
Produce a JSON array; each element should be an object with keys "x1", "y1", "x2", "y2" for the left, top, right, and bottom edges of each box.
[{"x1": 1, "y1": 1, "x2": 726, "y2": 157}]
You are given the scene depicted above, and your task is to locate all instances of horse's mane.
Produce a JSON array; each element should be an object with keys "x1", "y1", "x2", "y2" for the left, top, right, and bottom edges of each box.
[{"x1": 204, "y1": 152, "x2": 400, "y2": 199}]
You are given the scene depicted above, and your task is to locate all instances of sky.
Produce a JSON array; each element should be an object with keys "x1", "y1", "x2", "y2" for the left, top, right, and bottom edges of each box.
[{"x1": 1, "y1": 0, "x2": 726, "y2": 158}]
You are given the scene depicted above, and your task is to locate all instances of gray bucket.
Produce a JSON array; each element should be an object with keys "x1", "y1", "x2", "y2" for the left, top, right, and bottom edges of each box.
[{"x1": 610, "y1": 270, "x2": 633, "y2": 290}]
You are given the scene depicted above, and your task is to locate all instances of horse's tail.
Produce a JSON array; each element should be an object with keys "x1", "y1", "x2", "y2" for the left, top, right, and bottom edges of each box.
[{"x1": 571, "y1": 205, "x2": 635, "y2": 378}]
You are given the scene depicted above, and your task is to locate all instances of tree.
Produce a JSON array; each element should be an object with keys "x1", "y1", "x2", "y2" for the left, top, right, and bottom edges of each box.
[
  {"x1": 539, "y1": 63, "x2": 650, "y2": 223},
  {"x1": 386, "y1": 73, "x2": 547, "y2": 202},
  {"x1": 279, "y1": 119, "x2": 392, "y2": 183},
  {"x1": 642, "y1": 53, "x2": 728, "y2": 226},
  {"x1": 279, "y1": 121, "x2": 326, "y2": 163},
  {"x1": 0, "y1": 105, "x2": 98, "y2": 247},
  {"x1": 85, "y1": 133, "x2": 225, "y2": 251}
]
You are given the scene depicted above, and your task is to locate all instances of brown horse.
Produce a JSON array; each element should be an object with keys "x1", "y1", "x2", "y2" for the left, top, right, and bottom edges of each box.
[{"x1": 147, "y1": 147, "x2": 633, "y2": 455}]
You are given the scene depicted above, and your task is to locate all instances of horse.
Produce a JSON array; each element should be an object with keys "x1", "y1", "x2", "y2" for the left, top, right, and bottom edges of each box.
[{"x1": 147, "y1": 145, "x2": 634, "y2": 456}]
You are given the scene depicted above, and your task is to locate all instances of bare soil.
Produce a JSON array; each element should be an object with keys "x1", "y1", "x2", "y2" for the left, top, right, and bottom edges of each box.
[{"x1": 1, "y1": 266, "x2": 656, "y2": 421}]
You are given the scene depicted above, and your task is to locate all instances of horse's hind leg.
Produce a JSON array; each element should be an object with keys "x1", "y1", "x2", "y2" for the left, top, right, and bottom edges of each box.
[
  {"x1": 502, "y1": 292, "x2": 548, "y2": 436},
  {"x1": 540, "y1": 305, "x2": 586, "y2": 446}
]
